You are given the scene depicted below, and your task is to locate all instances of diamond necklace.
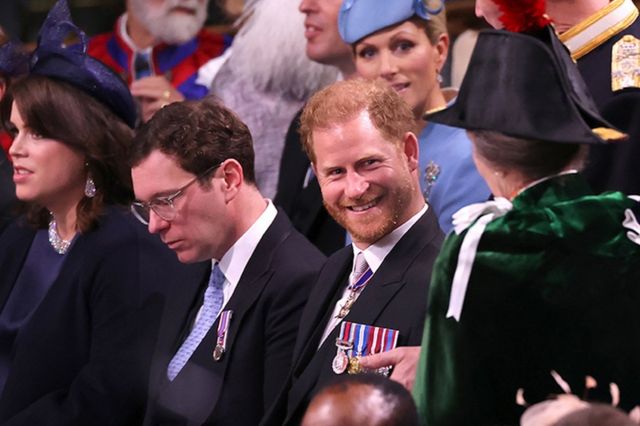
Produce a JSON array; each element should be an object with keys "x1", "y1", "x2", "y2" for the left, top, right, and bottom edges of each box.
[{"x1": 48, "y1": 218, "x2": 73, "y2": 254}]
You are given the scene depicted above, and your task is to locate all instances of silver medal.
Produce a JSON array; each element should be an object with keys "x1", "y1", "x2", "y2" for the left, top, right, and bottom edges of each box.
[{"x1": 332, "y1": 339, "x2": 352, "y2": 374}]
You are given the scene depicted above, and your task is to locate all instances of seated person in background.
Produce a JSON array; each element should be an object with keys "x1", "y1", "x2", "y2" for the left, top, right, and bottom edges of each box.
[
  {"x1": 413, "y1": 5, "x2": 640, "y2": 426},
  {"x1": 0, "y1": 40, "x2": 27, "y2": 230},
  {"x1": 0, "y1": 0, "x2": 176, "y2": 423},
  {"x1": 274, "y1": 0, "x2": 358, "y2": 256},
  {"x1": 130, "y1": 97, "x2": 325, "y2": 426},
  {"x1": 210, "y1": 0, "x2": 337, "y2": 200},
  {"x1": 0, "y1": 147, "x2": 14, "y2": 233},
  {"x1": 88, "y1": 0, "x2": 231, "y2": 122},
  {"x1": 302, "y1": 374, "x2": 420, "y2": 426},
  {"x1": 475, "y1": 0, "x2": 640, "y2": 195},
  {"x1": 261, "y1": 79, "x2": 444, "y2": 426},
  {"x1": 338, "y1": 0, "x2": 491, "y2": 233}
]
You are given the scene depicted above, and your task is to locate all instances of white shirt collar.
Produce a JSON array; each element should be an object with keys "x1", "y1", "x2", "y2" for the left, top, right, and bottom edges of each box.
[
  {"x1": 351, "y1": 204, "x2": 428, "y2": 274},
  {"x1": 118, "y1": 13, "x2": 152, "y2": 54},
  {"x1": 212, "y1": 200, "x2": 277, "y2": 304}
]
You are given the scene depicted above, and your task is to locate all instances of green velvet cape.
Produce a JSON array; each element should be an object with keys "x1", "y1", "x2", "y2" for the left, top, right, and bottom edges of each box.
[{"x1": 414, "y1": 173, "x2": 640, "y2": 426}]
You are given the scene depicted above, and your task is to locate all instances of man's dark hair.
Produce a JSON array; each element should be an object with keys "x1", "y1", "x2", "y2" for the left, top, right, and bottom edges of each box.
[{"x1": 131, "y1": 96, "x2": 256, "y2": 184}]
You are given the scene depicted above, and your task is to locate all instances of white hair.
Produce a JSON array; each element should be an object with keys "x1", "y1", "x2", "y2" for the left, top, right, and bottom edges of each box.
[
  {"x1": 130, "y1": 0, "x2": 209, "y2": 45},
  {"x1": 220, "y1": 0, "x2": 338, "y2": 99}
]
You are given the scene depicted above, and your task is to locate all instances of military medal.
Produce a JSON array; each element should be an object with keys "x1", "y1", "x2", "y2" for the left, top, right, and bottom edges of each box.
[
  {"x1": 612, "y1": 35, "x2": 640, "y2": 91},
  {"x1": 332, "y1": 339, "x2": 352, "y2": 374},
  {"x1": 347, "y1": 356, "x2": 363, "y2": 375},
  {"x1": 423, "y1": 160, "x2": 441, "y2": 201},
  {"x1": 347, "y1": 323, "x2": 369, "y2": 374},
  {"x1": 212, "y1": 310, "x2": 233, "y2": 362},
  {"x1": 335, "y1": 321, "x2": 400, "y2": 375},
  {"x1": 336, "y1": 268, "x2": 373, "y2": 319},
  {"x1": 213, "y1": 345, "x2": 225, "y2": 361}
]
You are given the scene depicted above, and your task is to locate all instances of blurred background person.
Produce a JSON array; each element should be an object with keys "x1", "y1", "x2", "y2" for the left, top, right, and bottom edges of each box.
[
  {"x1": 414, "y1": 9, "x2": 640, "y2": 426},
  {"x1": 88, "y1": 0, "x2": 231, "y2": 122},
  {"x1": 0, "y1": 1, "x2": 182, "y2": 422},
  {"x1": 475, "y1": 0, "x2": 640, "y2": 196},
  {"x1": 302, "y1": 374, "x2": 420, "y2": 426},
  {"x1": 338, "y1": 0, "x2": 490, "y2": 233},
  {"x1": 210, "y1": 0, "x2": 337, "y2": 199},
  {"x1": 274, "y1": 0, "x2": 357, "y2": 255},
  {"x1": 0, "y1": 38, "x2": 28, "y2": 231}
]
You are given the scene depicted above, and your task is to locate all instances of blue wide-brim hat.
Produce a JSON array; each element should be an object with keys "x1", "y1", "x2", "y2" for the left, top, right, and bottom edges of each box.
[
  {"x1": 424, "y1": 26, "x2": 625, "y2": 144},
  {"x1": 338, "y1": 0, "x2": 443, "y2": 44},
  {"x1": 27, "y1": 0, "x2": 137, "y2": 128}
]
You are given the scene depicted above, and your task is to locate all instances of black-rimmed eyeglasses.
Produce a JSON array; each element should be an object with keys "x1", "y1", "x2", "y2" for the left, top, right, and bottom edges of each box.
[{"x1": 131, "y1": 163, "x2": 222, "y2": 225}]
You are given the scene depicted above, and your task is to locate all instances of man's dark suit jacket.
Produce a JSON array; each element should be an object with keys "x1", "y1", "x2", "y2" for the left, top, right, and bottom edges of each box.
[
  {"x1": 0, "y1": 208, "x2": 183, "y2": 425},
  {"x1": 143, "y1": 211, "x2": 325, "y2": 426},
  {"x1": 274, "y1": 111, "x2": 346, "y2": 256},
  {"x1": 261, "y1": 208, "x2": 444, "y2": 426}
]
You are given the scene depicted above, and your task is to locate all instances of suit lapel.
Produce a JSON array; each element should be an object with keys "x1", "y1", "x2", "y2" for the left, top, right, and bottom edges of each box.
[
  {"x1": 145, "y1": 261, "x2": 210, "y2": 422},
  {"x1": 152, "y1": 212, "x2": 293, "y2": 423},
  {"x1": 290, "y1": 249, "x2": 351, "y2": 373},
  {"x1": 342, "y1": 214, "x2": 432, "y2": 325},
  {"x1": 325, "y1": 210, "x2": 440, "y2": 334},
  {"x1": 285, "y1": 210, "x2": 441, "y2": 424}
]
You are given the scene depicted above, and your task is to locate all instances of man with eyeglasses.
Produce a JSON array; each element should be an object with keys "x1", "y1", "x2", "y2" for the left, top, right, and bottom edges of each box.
[{"x1": 130, "y1": 97, "x2": 325, "y2": 426}]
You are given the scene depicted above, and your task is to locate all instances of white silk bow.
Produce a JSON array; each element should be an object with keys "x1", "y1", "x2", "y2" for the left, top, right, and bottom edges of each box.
[
  {"x1": 447, "y1": 198, "x2": 513, "y2": 322},
  {"x1": 623, "y1": 195, "x2": 640, "y2": 246}
]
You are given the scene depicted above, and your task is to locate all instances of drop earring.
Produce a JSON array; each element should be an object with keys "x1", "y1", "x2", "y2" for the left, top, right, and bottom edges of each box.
[{"x1": 84, "y1": 176, "x2": 96, "y2": 198}]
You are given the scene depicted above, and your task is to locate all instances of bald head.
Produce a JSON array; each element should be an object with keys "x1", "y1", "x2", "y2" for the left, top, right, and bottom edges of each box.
[{"x1": 302, "y1": 375, "x2": 419, "y2": 426}]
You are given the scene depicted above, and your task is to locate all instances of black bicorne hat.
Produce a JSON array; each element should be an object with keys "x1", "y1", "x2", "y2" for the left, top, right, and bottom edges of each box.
[
  {"x1": 424, "y1": 24, "x2": 626, "y2": 144},
  {"x1": 29, "y1": 0, "x2": 137, "y2": 128}
]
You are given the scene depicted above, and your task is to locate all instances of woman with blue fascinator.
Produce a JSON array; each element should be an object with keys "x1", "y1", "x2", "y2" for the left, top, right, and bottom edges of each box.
[
  {"x1": 338, "y1": 0, "x2": 490, "y2": 234},
  {"x1": 0, "y1": 1, "x2": 175, "y2": 423}
]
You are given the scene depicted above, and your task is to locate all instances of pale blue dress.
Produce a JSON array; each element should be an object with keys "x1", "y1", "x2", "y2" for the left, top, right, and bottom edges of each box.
[{"x1": 418, "y1": 122, "x2": 491, "y2": 233}]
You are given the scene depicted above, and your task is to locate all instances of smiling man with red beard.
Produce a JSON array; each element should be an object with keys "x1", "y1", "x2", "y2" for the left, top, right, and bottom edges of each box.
[
  {"x1": 261, "y1": 79, "x2": 444, "y2": 426},
  {"x1": 88, "y1": 0, "x2": 230, "y2": 122}
]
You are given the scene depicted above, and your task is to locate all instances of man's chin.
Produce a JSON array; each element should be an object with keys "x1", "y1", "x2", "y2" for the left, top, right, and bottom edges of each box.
[
  {"x1": 342, "y1": 219, "x2": 393, "y2": 245},
  {"x1": 151, "y1": 14, "x2": 204, "y2": 44}
]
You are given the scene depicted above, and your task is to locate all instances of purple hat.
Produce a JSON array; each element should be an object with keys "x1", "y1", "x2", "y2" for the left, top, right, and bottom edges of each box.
[{"x1": 28, "y1": 0, "x2": 137, "y2": 128}]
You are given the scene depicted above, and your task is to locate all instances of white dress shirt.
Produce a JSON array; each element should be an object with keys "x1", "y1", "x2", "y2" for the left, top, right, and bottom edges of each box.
[{"x1": 318, "y1": 204, "x2": 428, "y2": 347}]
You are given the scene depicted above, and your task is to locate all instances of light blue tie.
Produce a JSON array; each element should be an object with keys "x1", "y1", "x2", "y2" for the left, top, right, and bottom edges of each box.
[{"x1": 166, "y1": 263, "x2": 225, "y2": 381}]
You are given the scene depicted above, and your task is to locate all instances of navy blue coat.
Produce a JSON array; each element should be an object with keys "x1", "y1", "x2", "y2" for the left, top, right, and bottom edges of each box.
[{"x1": 0, "y1": 207, "x2": 186, "y2": 425}]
